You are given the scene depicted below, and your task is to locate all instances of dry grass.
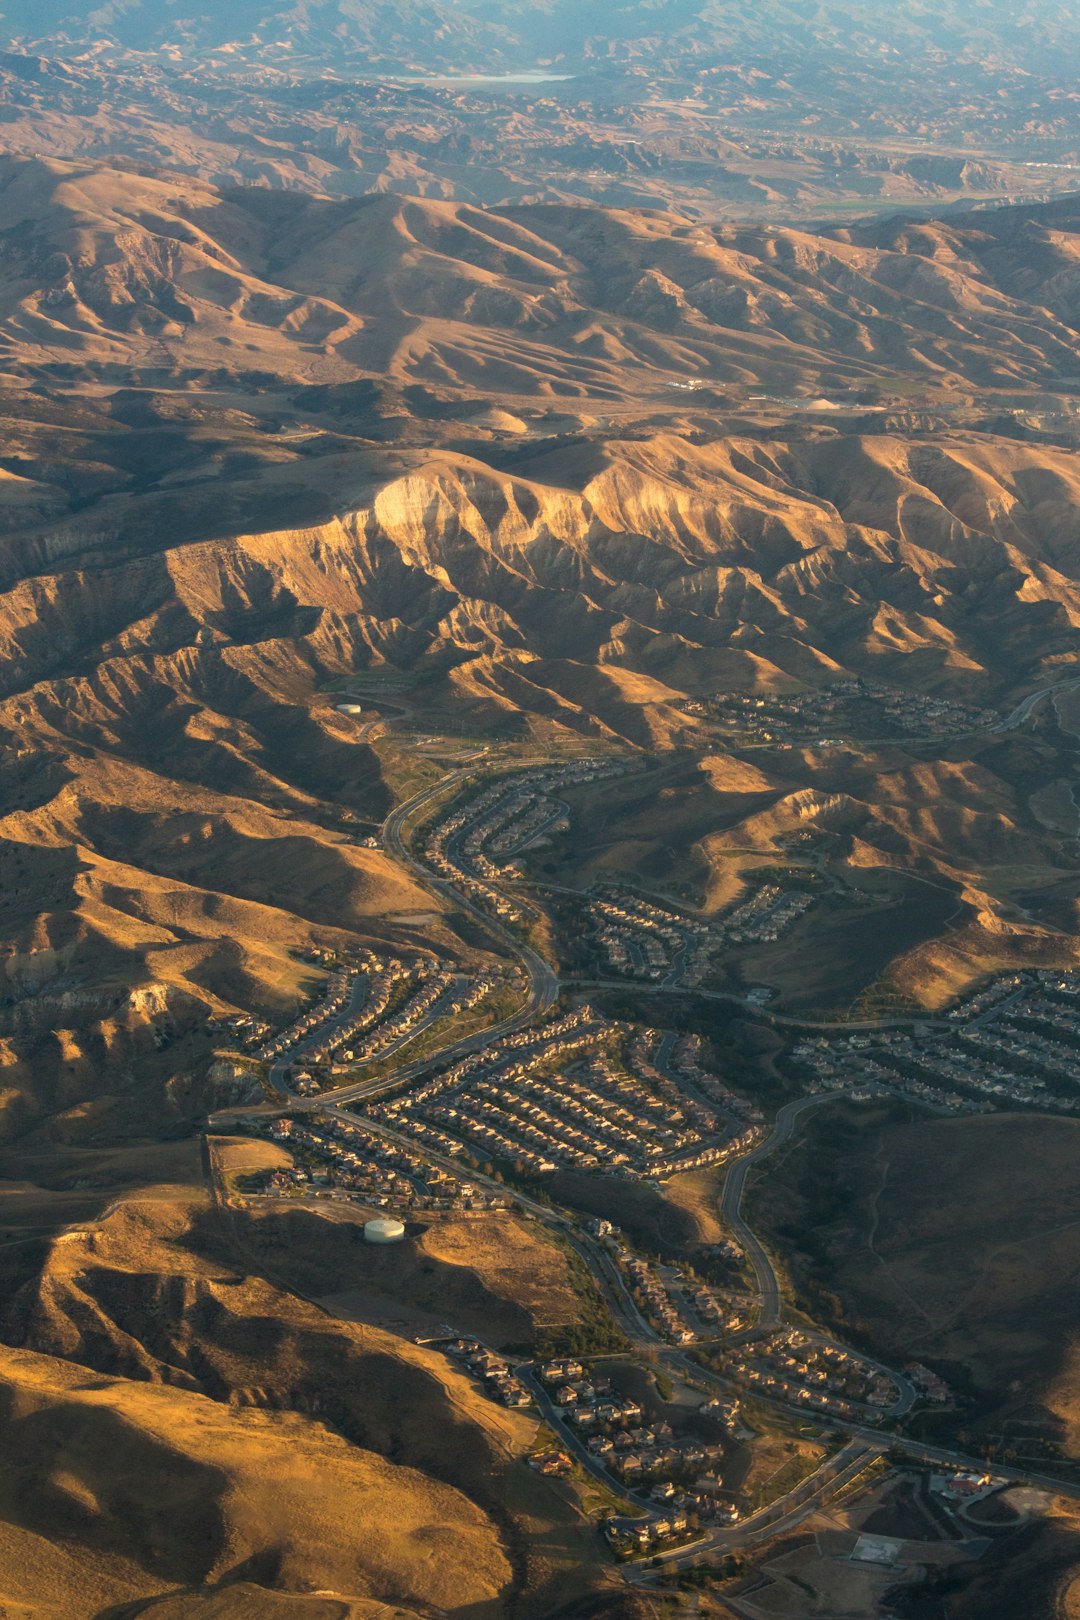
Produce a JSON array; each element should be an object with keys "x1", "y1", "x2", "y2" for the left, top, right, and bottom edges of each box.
[
  {"x1": 0, "y1": 1340, "x2": 510, "y2": 1618},
  {"x1": 0, "y1": 1187, "x2": 615, "y2": 1615},
  {"x1": 658, "y1": 1169, "x2": 726, "y2": 1246},
  {"x1": 740, "y1": 1423, "x2": 827, "y2": 1512},
  {"x1": 419, "y1": 1215, "x2": 580, "y2": 1331}
]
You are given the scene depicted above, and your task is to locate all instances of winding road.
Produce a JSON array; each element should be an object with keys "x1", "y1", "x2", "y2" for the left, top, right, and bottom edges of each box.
[
  {"x1": 720, "y1": 1093, "x2": 840, "y2": 1333},
  {"x1": 381, "y1": 767, "x2": 560, "y2": 1035},
  {"x1": 210, "y1": 719, "x2": 1080, "y2": 1560}
]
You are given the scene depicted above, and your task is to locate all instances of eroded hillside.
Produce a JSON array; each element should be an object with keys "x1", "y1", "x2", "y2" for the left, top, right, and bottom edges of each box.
[{"x1": 2, "y1": 153, "x2": 1080, "y2": 1619}]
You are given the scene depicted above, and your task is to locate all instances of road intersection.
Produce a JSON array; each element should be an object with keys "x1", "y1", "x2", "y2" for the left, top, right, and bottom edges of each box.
[{"x1": 212, "y1": 715, "x2": 1080, "y2": 1568}]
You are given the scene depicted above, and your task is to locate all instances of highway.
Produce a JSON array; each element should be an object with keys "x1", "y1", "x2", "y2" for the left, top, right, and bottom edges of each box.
[
  {"x1": 563, "y1": 973, "x2": 950, "y2": 1033},
  {"x1": 991, "y1": 673, "x2": 1080, "y2": 734}
]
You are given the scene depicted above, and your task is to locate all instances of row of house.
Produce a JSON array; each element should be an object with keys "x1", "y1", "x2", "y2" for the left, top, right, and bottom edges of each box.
[
  {"x1": 373, "y1": 1016, "x2": 740, "y2": 1183},
  {"x1": 257, "y1": 966, "x2": 358, "y2": 1062},
  {"x1": 718, "y1": 882, "x2": 813, "y2": 945},
  {"x1": 369, "y1": 1009, "x2": 623, "y2": 1173},
  {"x1": 587, "y1": 888, "x2": 709, "y2": 984},
  {"x1": 421, "y1": 757, "x2": 635, "y2": 924},
  {"x1": 796, "y1": 971, "x2": 1080, "y2": 1115},
  {"x1": 258, "y1": 1114, "x2": 505, "y2": 1212},
  {"x1": 713, "y1": 1327, "x2": 899, "y2": 1421},
  {"x1": 444, "y1": 1337, "x2": 531, "y2": 1408},
  {"x1": 328, "y1": 968, "x2": 457, "y2": 1064},
  {"x1": 678, "y1": 682, "x2": 993, "y2": 746},
  {"x1": 664, "y1": 1032, "x2": 766, "y2": 1124}
]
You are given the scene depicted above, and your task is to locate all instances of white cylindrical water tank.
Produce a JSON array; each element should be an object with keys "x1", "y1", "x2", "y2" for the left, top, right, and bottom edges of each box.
[
  {"x1": 336, "y1": 703, "x2": 364, "y2": 715},
  {"x1": 364, "y1": 1216, "x2": 406, "y2": 1244}
]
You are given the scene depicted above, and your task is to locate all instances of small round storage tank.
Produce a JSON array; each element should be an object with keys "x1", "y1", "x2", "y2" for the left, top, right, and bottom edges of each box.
[{"x1": 364, "y1": 1216, "x2": 406, "y2": 1244}]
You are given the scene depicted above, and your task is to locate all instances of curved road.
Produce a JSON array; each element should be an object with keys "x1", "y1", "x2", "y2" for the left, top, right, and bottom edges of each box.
[
  {"x1": 268, "y1": 971, "x2": 370, "y2": 1091},
  {"x1": 564, "y1": 974, "x2": 949, "y2": 1034},
  {"x1": 381, "y1": 768, "x2": 560, "y2": 1037},
  {"x1": 624, "y1": 1438, "x2": 883, "y2": 1581},
  {"x1": 213, "y1": 734, "x2": 1080, "y2": 1536},
  {"x1": 719, "y1": 1090, "x2": 918, "y2": 1416},
  {"x1": 721, "y1": 1093, "x2": 843, "y2": 1332},
  {"x1": 343, "y1": 753, "x2": 920, "y2": 1427},
  {"x1": 991, "y1": 673, "x2": 1080, "y2": 734}
]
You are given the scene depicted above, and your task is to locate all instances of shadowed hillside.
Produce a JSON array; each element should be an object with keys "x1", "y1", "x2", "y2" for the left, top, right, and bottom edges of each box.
[{"x1": 1, "y1": 146, "x2": 1080, "y2": 1618}]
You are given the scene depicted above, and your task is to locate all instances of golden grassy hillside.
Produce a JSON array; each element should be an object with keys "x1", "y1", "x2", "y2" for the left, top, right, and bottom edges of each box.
[
  {"x1": 0, "y1": 1188, "x2": 613, "y2": 1616},
  {"x1": 2, "y1": 159, "x2": 1080, "y2": 398},
  {"x1": 0, "y1": 1340, "x2": 509, "y2": 1618},
  {"x1": 1, "y1": 405, "x2": 1078, "y2": 1044},
  {"x1": 209, "y1": 1138, "x2": 583, "y2": 1345},
  {"x1": 0, "y1": 154, "x2": 1077, "y2": 1612}
]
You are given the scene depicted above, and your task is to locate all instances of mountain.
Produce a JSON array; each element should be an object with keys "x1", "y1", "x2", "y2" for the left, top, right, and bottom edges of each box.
[
  {"x1": 1, "y1": 159, "x2": 1079, "y2": 400},
  {"x1": 0, "y1": 1, "x2": 1079, "y2": 218},
  {"x1": 8, "y1": 0, "x2": 1080, "y2": 77},
  {"x1": 1, "y1": 148, "x2": 1080, "y2": 1616},
  {"x1": 0, "y1": 157, "x2": 1077, "y2": 1088}
]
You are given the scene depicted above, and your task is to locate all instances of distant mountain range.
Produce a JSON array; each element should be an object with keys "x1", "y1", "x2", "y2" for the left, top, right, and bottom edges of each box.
[
  {"x1": 6, "y1": 0, "x2": 1080, "y2": 75},
  {"x1": 0, "y1": 1, "x2": 1077, "y2": 218},
  {"x1": 0, "y1": 15, "x2": 1079, "y2": 1613}
]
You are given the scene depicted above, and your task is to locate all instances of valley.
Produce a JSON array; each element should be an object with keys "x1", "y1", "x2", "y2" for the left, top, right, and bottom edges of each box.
[{"x1": 0, "y1": 7, "x2": 1079, "y2": 1610}]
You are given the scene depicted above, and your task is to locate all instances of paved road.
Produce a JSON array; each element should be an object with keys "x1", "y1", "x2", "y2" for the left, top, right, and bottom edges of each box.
[
  {"x1": 720, "y1": 1093, "x2": 842, "y2": 1332},
  {"x1": 563, "y1": 974, "x2": 952, "y2": 1033},
  {"x1": 716, "y1": 1091, "x2": 919, "y2": 1417},
  {"x1": 503, "y1": 798, "x2": 570, "y2": 859},
  {"x1": 662, "y1": 940, "x2": 693, "y2": 990},
  {"x1": 342, "y1": 974, "x2": 470, "y2": 1074},
  {"x1": 268, "y1": 972, "x2": 370, "y2": 1091},
  {"x1": 522, "y1": 1367, "x2": 654, "y2": 1513},
  {"x1": 381, "y1": 768, "x2": 560, "y2": 1034},
  {"x1": 991, "y1": 674, "x2": 1080, "y2": 734},
  {"x1": 665, "y1": 1339, "x2": 1080, "y2": 1504},
  {"x1": 653, "y1": 1029, "x2": 743, "y2": 1129},
  {"x1": 842, "y1": 1424, "x2": 1080, "y2": 1501},
  {"x1": 624, "y1": 1438, "x2": 883, "y2": 1580},
  {"x1": 210, "y1": 739, "x2": 1080, "y2": 1533}
]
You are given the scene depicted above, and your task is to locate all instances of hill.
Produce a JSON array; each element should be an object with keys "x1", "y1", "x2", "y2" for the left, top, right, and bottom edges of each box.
[
  {"x1": 0, "y1": 161, "x2": 1078, "y2": 396},
  {"x1": 754, "y1": 1105, "x2": 1080, "y2": 1459},
  {"x1": 0, "y1": 150, "x2": 1079, "y2": 1614},
  {"x1": 0, "y1": 1188, "x2": 609, "y2": 1617},
  {"x1": 1, "y1": 1, "x2": 1079, "y2": 219},
  {"x1": 0, "y1": 1339, "x2": 508, "y2": 1618},
  {"x1": 0, "y1": 162, "x2": 1076, "y2": 1066}
]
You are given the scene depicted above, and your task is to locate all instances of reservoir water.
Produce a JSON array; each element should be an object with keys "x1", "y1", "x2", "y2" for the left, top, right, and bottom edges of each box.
[{"x1": 392, "y1": 72, "x2": 575, "y2": 88}]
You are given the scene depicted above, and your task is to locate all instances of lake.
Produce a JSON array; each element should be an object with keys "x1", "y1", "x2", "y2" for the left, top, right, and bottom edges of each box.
[{"x1": 392, "y1": 72, "x2": 575, "y2": 88}]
